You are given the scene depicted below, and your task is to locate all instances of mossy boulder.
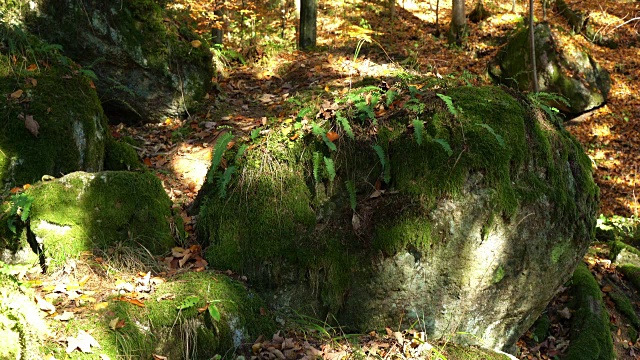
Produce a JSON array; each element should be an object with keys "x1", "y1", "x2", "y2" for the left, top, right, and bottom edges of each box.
[
  {"x1": 104, "y1": 138, "x2": 144, "y2": 171},
  {"x1": 42, "y1": 271, "x2": 274, "y2": 360},
  {"x1": 556, "y1": 0, "x2": 619, "y2": 48},
  {"x1": 0, "y1": 273, "x2": 48, "y2": 359},
  {"x1": 489, "y1": 23, "x2": 611, "y2": 114},
  {"x1": 0, "y1": 35, "x2": 108, "y2": 187},
  {"x1": 564, "y1": 264, "x2": 614, "y2": 360},
  {"x1": 1, "y1": 171, "x2": 175, "y2": 270},
  {"x1": 198, "y1": 85, "x2": 598, "y2": 352},
  {"x1": 25, "y1": 0, "x2": 212, "y2": 124}
]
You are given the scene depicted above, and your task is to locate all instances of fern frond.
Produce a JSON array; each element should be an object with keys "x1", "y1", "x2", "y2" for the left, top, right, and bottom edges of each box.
[
  {"x1": 336, "y1": 111, "x2": 354, "y2": 139},
  {"x1": 312, "y1": 122, "x2": 337, "y2": 151},
  {"x1": 208, "y1": 132, "x2": 234, "y2": 183},
  {"x1": 412, "y1": 118, "x2": 424, "y2": 145},
  {"x1": 476, "y1": 124, "x2": 505, "y2": 148},
  {"x1": 324, "y1": 157, "x2": 336, "y2": 182},
  {"x1": 235, "y1": 144, "x2": 249, "y2": 162},
  {"x1": 217, "y1": 166, "x2": 236, "y2": 198},
  {"x1": 433, "y1": 138, "x2": 453, "y2": 156},
  {"x1": 372, "y1": 145, "x2": 391, "y2": 183},
  {"x1": 313, "y1": 152, "x2": 322, "y2": 183},
  {"x1": 436, "y1": 93, "x2": 458, "y2": 117},
  {"x1": 345, "y1": 180, "x2": 356, "y2": 211}
]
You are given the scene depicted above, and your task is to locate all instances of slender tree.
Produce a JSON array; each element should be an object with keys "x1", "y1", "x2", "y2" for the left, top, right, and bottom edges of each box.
[
  {"x1": 447, "y1": 0, "x2": 466, "y2": 44},
  {"x1": 299, "y1": 0, "x2": 317, "y2": 50},
  {"x1": 529, "y1": 0, "x2": 539, "y2": 92}
]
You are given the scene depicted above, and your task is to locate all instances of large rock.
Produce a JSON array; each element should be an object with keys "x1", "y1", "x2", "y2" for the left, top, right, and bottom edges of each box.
[
  {"x1": 556, "y1": 0, "x2": 619, "y2": 48},
  {"x1": 1, "y1": 171, "x2": 176, "y2": 270},
  {"x1": 489, "y1": 23, "x2": 611, "y2": 114},
  {"x1": 25, "y1": 0, "x2": 212, "y2": 124},
  {"x1": 197, "y1": 85, "x2": 598, "y2": 352},
  {"x1": 0, "y1": 30, "x2": 108, "y2": 187}
]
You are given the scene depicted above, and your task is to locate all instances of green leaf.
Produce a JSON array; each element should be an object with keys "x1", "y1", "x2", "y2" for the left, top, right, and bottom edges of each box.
[
  {"x1": 208, "y1": 132, "x2": 234, "y2": 183},
  {"x1": 433, "y1": 138, "x2": 453, "y2": 156},
  {"x1": 476, "y1": 124, "x2": 505, "y2": 148},
  {"x1": 436, "y1": 93, "x2": 458, "y2": 117},
  {"x1": 324, "y1": 157, "x2": 336, "y2": 182},
  {"x1": 208, "y1": 304, "x2": 221, "y2": 322},
  {"x1": 177, "y1": 295, "x2": 200, "y2": 310},
  {"x1": 412, "y1": 119, "x2": 424, "y2": 145},
  {"x1": 336, "y1": 111, "x2": 354, "y2": 139},
  {"x1": 345, "y1": 180, "x2": 356, "y2": 211},
  {"x1": 235, "y1": 144, "x2": 249, "y2": 163}
]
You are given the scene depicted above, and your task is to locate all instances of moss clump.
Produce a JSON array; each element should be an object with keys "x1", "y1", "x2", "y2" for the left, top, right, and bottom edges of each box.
[
  {"x1": 608, "y1": 289, "x2": 640, "y2": 330},
  {"x1": 439, "y1": 343, "x2": 511, "y2": 359},
  {"x1": 11, "y1": 171, "x2": 174, "y2": 269},
  {"x1": 104, "y1": 139, "x2": 143, "y2": 171},
  {"x1": 565, "y1": 263, "x2": 614, "y2": 360},
  {"x1": 618, "y1": 264, "x2": 640, "y2": 292},
  {"x1": 0, "y1": 36, "x2": 107, "y2": 186}
]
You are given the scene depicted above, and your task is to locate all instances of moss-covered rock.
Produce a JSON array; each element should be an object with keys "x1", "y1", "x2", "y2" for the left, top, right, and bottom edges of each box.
[
  {"x1": 564, "y1": 264, "x2": 614, "y2": 360},
  {"x1": 618, "y1": 264, "x2": 640, "y2": 292},
  {"x1": 610, "y1": 240, "x2": 640, "y2": 267},
  {"x1": 42, "y1": 271, "x2": 273, "y2": 360},
  {"x1": 0, "y1": 29, "x2": 108, "y2": 187},
  {"x1": 25, "y1": 0, "x2": 212, "y2": 124},
  {"x1": 104, "y1": 138, "x2": 144, "y2": 171},
  {"x1": 198, "y1": 85, "x2": 598, "y2": 352},
  {"x1": 2, "y1": 171, "x2": 175, "y2": 270},
  {"x1": 0, "y1": 273, "x2": 48, "y2": 359},
  {"x1": 556, "y1": 0, "x2": 619, "y2": 48},
  {"x1": 488, "y1": 23, "x2": 611, "y2": 114}
]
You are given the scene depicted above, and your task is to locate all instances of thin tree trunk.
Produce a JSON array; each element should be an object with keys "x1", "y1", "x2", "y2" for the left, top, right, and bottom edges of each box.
[
  {"x1": 435, "y1": 0, "x2": 440, "y2": 36},
  {"x1": 512, "y1": 0, "x2": 516, "y2": 13},
  {"x1": 447, "y1": 0, "x2": 466, "y2": 44},
  {"x1": 299, "y1": 0, "x2": 317, "y2": 50},
  {"x1": 529, "y1": 0, "x2": 540, "y2": 92},
  {"x1": 212, "y1": 1, "x2": 224, "y2": 45}
]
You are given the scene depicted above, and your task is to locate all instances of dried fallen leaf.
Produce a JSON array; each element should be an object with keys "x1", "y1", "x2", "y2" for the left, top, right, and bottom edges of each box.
[
  {"x1": 26, "y1": 64, "x2": 37, "y2": 71},
  {"x1": 36, "y1": 295, "x2": 56, "y2": 314},
  {"x1": 24, "y1": 115, "x2": 39, "y2": 137},
  {"x1": 109, "y1": 317, "x2": 126, "y2": 330},
  {"x1": 10, "y1": 89, "x2": 23, "y2": 99},
  {"x1": 190, "y1": 40, "x2": 202, "y2": 48},
  {"x1": 152, "y1": 354, "x2": 168, "y2": 360},
  {"x1": 326, "y1": 131, "x2": 339, "y2": 142},
  {"x1": 54, "y1": 311, "x2": 75, "y2": 321},
  {"x1": 601, "y1": 284, "x2": 613, "y2": 292},
  {"x1": 66, "y1": 330, "x2": 100, "y2": 353},
  {"x1": 94, "y1": 302, "x2": 109, "y2": 311}
]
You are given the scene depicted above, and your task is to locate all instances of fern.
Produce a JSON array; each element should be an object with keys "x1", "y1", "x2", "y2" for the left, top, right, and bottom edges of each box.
[
  {"x1": 372, "y1": 145, "x2": 391, "y2": 183},
  {"x1": 412, "y1": 118, "x2": 424, "y2": 145},
  {"x1": 345, "y1": 180, "x2": 357, "y2": 211},
  {"x1": 528, "y1": 92, "x2": 567, "y2": 126},
  {"x1": 217, "y1": 166, "x2": 236, "y2": 198},
  {"x1": 433, "y1": 138, "x2": 453, "y2": 156},
  {"x1": 312, "y1": 122, "x2": 337, "y2": 151},
  {"x1": 207, "y1": 132, "x2": 234, "y2": 183},
  {"x1": 235, "y1": 144, "x2": 249, "y2": 162},
  {"x1": 296, "y1": 107, "x2": 314, "y2": 121},
  {"x1": 336, "y1": 111, "x2": 354, "y2": 139},
  {"x1": 476, "y1": 124, "x2": 505, "y2": 148},
  {"x1": 324, "y1": 157, "x2": 336, "y2": 182},
  {"x1": 385, "y1": 89, "x2": 399, "y2": 106},
  {"x1": 436, "y1": 93, "x2": 458, "y2": 117},
  {"x1": 312, "y1": 152, "x2": 322, "y2": 183}
]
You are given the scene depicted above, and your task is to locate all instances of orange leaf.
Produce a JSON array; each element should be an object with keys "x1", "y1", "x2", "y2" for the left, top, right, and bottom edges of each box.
[
  {"x1": 26, "y1": 64, "x2": 37, "y2": 71},
  {"x1": 89, "y1": 80, "x2": 96, "y2": 89},
  {"x1": 143, "y1": 158, "x2": 153, "y2": 167},
  {"x1": 9, "y1": 187, "x2": 21, "y2": 194},
  {"x1": 116, "y1": 296, "x2": 145, "y2": 307},
  {"x1": 24, "y1": 115, "x2": 40, "y2": 137},
  {"x1": 326, "y1": 131, "x2": 339, "y2": 142},
  {"x1": 23, "y1": 184, "x2": 31, "y2": 189}
]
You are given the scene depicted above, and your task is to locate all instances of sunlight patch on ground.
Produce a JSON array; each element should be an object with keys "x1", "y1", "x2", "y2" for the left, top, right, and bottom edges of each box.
[{"x1": 169, "y1": 144, "x2": 212, "y2": 201}]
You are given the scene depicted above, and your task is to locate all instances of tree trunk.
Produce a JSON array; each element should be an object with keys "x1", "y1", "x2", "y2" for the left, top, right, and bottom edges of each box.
[
  {"x1": 212, "y1": 2, "x2": 224, "y2": 45},
  {"x1": 299, "y1": 0, "x2": 317, "y2": 50},
  {"x1": 512, "y1": 0, "x2": 516, "y2": 13},
  {"x1": 447, "y1": 0, "x2": 466, "y2": 44},
  {"x1": 529, "y1": 0, "x2": 539, "y2": 92}
]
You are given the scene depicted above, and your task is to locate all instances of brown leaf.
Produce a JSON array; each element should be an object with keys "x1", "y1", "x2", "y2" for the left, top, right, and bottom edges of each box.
[
  {"x1": 25, "y1": 115, "x2": 39, "y2": 137},
  {"x1": 10, "y1": 89, "x2": 23, "y2": 99}
]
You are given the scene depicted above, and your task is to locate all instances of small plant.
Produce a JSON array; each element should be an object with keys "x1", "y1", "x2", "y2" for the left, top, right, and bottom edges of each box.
[
  {"x1": 312, "y1": 122, "x2": 337, "y2": 151},
  {"x1": 436, "y1": 93, "x2": 458, "y2": 117},
  {"x1": 412, "y1": 118, "x2": 425, "y2": 145},
  {"x1": 345, "y1": 180, "x2": 356, "y2": 211},
  {"x1": 207, "y1": 132, "x2": 244, "y2": 198},
  {"x1": 323, "y1": 157, "x2": 336, "y2": 182},
  {"x1": 475, "y1": 123, "x2": 505, "y2": 148},
  {"x1": 433, "y1": 138, "x2": 453, "y2": 156},
  {"x1": 176, "y1": 295, "x2": 222, "y2": 322},
  {"x1": 6, "y1": 193, "x2": 34, "y2": 234},
  {"x1": 372, "y1": 144, "x2": 391, "y2": 184},
  {"x1": 335, "y1": 111, "x2": 354, "y2": 139},
  {"x1": 528, "y1": 92, "x2": 568, "y2": 126}
]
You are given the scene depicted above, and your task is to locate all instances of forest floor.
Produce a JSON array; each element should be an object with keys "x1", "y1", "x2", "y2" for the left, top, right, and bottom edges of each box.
[{"x1": 103, "y1": 0, "x2": 640, "y2": 359}]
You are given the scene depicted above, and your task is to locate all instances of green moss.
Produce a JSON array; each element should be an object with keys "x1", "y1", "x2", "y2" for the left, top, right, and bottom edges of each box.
[
  {"x1": 565, "y1": 263, "x2": 614, "y2": 360},
  {"x1": 440, "y1": 343, "x2": 511, "y2": 359},
  {"x1": 104, "y1": 139, "x2": 143, "y2": 171},
  {"x1": 43, "y1": 272, "x2": 274, "y2": 360},
  {"x1": 532, "y1": 313, "x2": 551, "y2": 342},
  {"x1": 618, "y1": 264, "x2": 640, "y2": 292},
  {"x1": 20, "y1": 171, "x2": 174, "y2": 268},
  {"x1": 375, "y1": 214, "x2": 432, "y2": 254},
  {"x1": 608, "y1": 289, "x2": 640, "y2": 330},
  {"x1": 0, "y1": 51, "x2": 107, "y2": 186}
]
